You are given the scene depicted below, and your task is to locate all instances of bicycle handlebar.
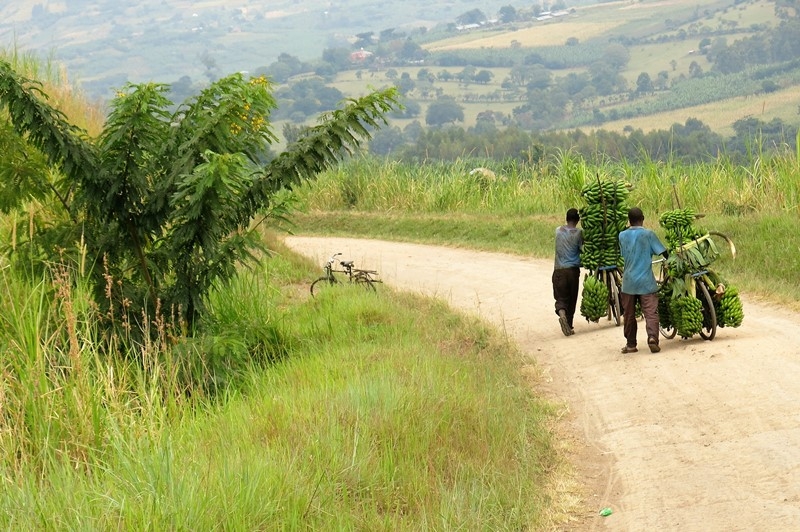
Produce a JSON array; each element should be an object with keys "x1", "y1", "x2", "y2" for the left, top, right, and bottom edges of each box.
[{"x1": 325, "y1": 252, "x2": 343, "y2": 266}]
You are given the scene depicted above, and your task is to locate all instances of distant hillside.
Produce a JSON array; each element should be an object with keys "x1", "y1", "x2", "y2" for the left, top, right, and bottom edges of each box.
[
  {"x1": 3, "y1": 0, "x2": 798, "y2": 140},
  {"x1": 315, "y1": 0, "x2": 799, "y2": 136},
  {"x1": 0, "y1": 0, "x2": 514, "y2": 99}
]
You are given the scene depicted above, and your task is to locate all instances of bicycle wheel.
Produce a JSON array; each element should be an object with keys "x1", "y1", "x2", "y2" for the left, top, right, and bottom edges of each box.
[
  {"x1": 353, "y1": 272, "x2": 377, "y2": 292},
  {"x1": 659, "y1": 324, "x2": 677, "y2": 339},
  {"x1": 697, "y1": 281, "x2": 717, "y2": 340},
  {"x1": 310, "y1": 277, "x2": 336, "y2": 297},
  {"x1": 606, "y1": 271, "x2": 622, "y2": 326}
]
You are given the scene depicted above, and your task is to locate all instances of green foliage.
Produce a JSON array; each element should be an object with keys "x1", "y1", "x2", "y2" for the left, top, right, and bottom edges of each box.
[
  {"x1": 425, "y1": 97, "x2": 465, "y2": 126},
  {"x1": 0, "y1": 60, "x2": 399, "y2": 333},
  {"x1": 0, "y1": 261, "x2": 558, "y2": 529}
]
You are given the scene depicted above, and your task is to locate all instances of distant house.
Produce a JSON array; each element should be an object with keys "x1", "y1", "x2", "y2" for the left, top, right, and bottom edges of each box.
[{"x1": 349, "y1": 49, "x2": 373, "y2": 62}]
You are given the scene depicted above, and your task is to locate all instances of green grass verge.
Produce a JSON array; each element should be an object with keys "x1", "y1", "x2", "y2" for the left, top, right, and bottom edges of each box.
[{"x1": 0, "y1": 239, "x2": 563, "y2": 529}]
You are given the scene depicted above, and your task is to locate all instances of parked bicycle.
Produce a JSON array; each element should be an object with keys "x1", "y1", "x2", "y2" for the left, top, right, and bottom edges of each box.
[{"x1": 310, "y1": 252, "x2": 381, "y2": 297}]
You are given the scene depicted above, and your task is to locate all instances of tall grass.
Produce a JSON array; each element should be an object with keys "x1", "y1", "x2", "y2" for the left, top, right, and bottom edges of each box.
[
  {"x1": 0, "y1": 237, "x2": 561, "y2": 528},
  {"x1": 1, "y1": 45, "x2": 105, "y2": 135},
  {"x1": 294, "y1": 150, "x2": 799, "y2": 216},
  {"x1": 291, "y1": 149, "x2": 800, "y2": 306}
]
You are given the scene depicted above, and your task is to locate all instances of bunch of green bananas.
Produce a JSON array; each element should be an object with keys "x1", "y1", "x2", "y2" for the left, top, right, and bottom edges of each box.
[
  {"x1": 715, "y1": 285, "x2": 744, "y2": 328},
  {"x1": 658, "y1": 208, "x2": 704, "y2": 248},
  {"x1": 579, "y1": 179, "x2": 630, "y2": 271},
  {"x1": 670, "y1": 295, "x2": 703, "y2": 338},
  {"x1": 580, "y1": 275, "x2": 609, "y2": 322}
]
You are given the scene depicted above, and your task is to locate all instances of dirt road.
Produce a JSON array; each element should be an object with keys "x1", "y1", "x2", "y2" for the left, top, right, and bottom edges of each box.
[{"x1": 283, "y1": 235, "x2": 800, "y2": 532}]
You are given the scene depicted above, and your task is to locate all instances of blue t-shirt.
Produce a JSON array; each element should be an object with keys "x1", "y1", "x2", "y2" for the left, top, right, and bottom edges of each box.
[
  {"x1": 554, "y1": 225, "x2": 583, "y2": 269},
  {"x1": 618, "y1": 226, "x2": 666, "y2": 294}
]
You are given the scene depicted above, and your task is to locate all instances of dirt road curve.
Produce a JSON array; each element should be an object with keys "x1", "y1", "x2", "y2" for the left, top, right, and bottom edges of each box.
[{"x1": 284, "y1": 236, "x2": 800, "y2": 532}]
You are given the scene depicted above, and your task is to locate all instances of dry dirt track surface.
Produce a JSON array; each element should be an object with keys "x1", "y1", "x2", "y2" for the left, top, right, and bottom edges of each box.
[{"x1": 283, "y1": 236, "x2": 800, "y2": 532}]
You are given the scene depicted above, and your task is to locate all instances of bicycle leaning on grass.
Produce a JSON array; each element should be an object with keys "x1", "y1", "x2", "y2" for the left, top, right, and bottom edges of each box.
[{"x1": 310, "y1": 252, "x2": 382, "y2": 297}]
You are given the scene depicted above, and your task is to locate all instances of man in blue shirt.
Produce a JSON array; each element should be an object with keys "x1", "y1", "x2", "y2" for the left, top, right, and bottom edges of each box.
[
  {"x1": 553, "y1": 208, "x2": 583, "y2": 336},
  {"x1": 618, "y1": 207, "x2": 668, "y2": 353}
]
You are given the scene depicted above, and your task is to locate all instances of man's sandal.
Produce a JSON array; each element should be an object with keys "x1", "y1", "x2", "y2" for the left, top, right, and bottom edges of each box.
[{"x1": 648, "y1": 337, "x2": 661, "y2": 353}]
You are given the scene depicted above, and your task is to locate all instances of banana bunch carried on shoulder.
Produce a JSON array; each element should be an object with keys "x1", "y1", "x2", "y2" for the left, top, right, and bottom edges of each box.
[
  {"x1": 580, "y1": 275, "x2": 609, "y2": 322},
  {"x1": 579, "y1": 178, "x2": 630, "y2": 271}
]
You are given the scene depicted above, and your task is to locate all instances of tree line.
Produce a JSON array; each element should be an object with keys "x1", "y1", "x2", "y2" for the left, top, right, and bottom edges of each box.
[{"x1": 368, "y1": 116, "x2": 799, "y2": 165}]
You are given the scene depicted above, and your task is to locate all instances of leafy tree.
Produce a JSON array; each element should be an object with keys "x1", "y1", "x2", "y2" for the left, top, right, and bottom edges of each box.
[
  {"x1": 425, "y1": 98, "x2": 464, "y2": 126},
  {"x1": 589, "y1": 61, "x2": 626, "y2": 95},
  {"x1": 389, "y1": 98, "x2": 421, "y2": 119},
  {"x1": 321, "y1": 47, "x2": 352, "y2": 71},
  {"x1": 262, "y1": 53, "x2": 310, "y2": 83},
  {"x1": 761, "y1": 80, "x2": 779, "y2": 93},
  {"x1": 437, "y1": 70, "x2": 454, "y2": 82},
  {"x1": 689, "y1": 61, "x2": 704, "y2": 78},
  {"x1": 474, "y1": 70, "x2": 494, "y2": 84},
  {"x1": 456, "y1": 66, "x2": 477, "y2": 84},
  {"x1": 0, "y1": 61, "x2": 398, "y2": 332},
  {"x1": 417, "y1": 68, "x2": 434, "y2": 83},
  {"x1": 456, "y1": 9, "x2": 486, "y2": 26},
  {"x1": 498, "y1": 5, "x2": 517, "y2": 23},
  {"x1": 636, "y1": 72, "x2": 654, "y2": 95},
  {"x1": 656, "y1": 71, "x2": 669, "y2": 90},
  {"x1": 396, "y1": 72, "x2": 416, "y2": 95},
  {"x1": 399, "y1": 39, "x2": 427, "y2": 62},
  {"x1": 369, "y1": 126, "x2": 406, "y2": 155},
  {"x1": 603, "y1": 43, "x2": 631, "y2": 71},
  {"x1": 525, "y1": 65, "x2": 552, "y2": 90}
]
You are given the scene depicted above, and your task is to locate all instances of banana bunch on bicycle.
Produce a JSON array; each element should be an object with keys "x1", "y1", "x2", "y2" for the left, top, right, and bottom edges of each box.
[
  {"x1": 658, "y1": 207, "x2": 744, "y2": 337},
  {"x1": 578, "y1": 177, "x2": 630, "y2": 323}
]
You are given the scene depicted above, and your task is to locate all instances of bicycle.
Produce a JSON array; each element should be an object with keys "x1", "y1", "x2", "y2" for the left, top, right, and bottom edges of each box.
[
  {"x1": 653, "y1": 256, "x2": 717, "y2": 341},
  {"x1": 596, "y1": 265, "x2": 623, "y2": 326},
  {"x1": 310, "y1": 252, "x2": 381, "y2": 297}
]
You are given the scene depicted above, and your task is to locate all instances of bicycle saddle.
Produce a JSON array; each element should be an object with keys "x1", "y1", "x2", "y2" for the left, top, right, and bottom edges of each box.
[{"x1": 341, "y1": 260, "x2": 354, "y2": 268}]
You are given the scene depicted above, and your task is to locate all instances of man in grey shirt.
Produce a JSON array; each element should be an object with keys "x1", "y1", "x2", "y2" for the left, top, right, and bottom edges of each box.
[{"x1": 552, "y1": 208, "x2": 583, "y2": 336}]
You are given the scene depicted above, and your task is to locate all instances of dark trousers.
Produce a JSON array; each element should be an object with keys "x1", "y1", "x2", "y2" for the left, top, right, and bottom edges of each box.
[
  {"x1": 621, "y1": 292, "x2": 660, "y2": 347},
  {"x1": 552, "y1": 267, "x2": 580, "y2": 328}
]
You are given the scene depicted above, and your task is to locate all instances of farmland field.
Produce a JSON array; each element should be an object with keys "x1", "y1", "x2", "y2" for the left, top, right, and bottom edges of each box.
[
  {"x1": 425, "y1": 20, "x2": 623, "y2": 51},
  {"x1": 585, "y1": 85, "x2": 800, "y2": 136}
]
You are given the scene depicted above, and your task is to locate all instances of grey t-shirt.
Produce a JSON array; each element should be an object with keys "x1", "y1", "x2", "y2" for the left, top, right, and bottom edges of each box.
[{"x1": 554, "y1": 225, "x2": 583, "y2": 269}]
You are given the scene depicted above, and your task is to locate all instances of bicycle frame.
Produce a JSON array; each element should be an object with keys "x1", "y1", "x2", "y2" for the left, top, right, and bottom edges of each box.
[
  {"x1": 652, "y1": 256, "x2": 717, "y2": 340},
  {"x1": 310, "y1": 253, "x2": 381, "y2": 296},
  {"x1": 596, "y1": 265, "x2": 622, "y2": 326}
]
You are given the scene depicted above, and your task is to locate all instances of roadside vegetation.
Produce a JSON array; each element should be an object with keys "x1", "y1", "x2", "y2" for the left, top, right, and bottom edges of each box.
[
  {"x1": 0, "y1": 50, "x2": 570, "y2": 528},
  {"x1": 0, "y1": 235, "x2": 563, "y2": 529}
]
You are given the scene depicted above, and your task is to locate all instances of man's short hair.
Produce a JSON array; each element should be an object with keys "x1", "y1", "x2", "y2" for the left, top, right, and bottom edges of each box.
[
  {"x1": 628, "y1": 207, "x2": 645, "y2": 224},
  {"x1": 566, "y1": 208, "x2": 580, "y2": 223}
]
